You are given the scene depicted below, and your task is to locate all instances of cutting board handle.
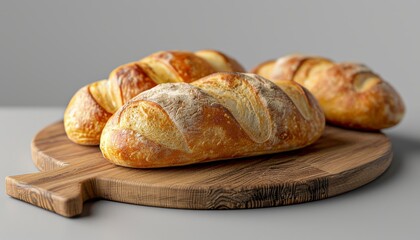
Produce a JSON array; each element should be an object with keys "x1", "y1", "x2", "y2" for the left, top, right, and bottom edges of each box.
[{"x1": 5, "y1": 165, "x2": 94, "y2": 217}]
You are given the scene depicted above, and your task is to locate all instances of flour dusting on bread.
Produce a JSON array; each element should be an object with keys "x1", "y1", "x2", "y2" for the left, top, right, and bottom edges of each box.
[{"x1": 100, "y1": 72, "x2": 325, "y2": 168}]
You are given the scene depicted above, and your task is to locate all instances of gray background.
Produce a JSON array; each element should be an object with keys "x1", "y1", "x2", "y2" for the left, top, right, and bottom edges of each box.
[
  {"x1": 1, "y1": 0, "x2": 419, "y2": 111},
  {"x1": 1, "y1": 1, "x2": 420, "y2": 239}
]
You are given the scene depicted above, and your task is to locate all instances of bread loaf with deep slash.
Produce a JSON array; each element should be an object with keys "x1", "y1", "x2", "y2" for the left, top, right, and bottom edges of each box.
[
  {"x1": 64, "y1": 50, "x2": 245, "y2": 145},
  {"x1": 252, "y1": 54, "x2": 405, "y2": 130},
  {"x1": 100, "y1": 72, "x2": 325, "y2": 168}
]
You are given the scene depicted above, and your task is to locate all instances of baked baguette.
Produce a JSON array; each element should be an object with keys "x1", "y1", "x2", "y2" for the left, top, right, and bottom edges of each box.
[
  {"x1": 100, "y1": 72, "x2": 325, "y2": 168},
  {"x1": 252, "y1": 55, "x2": 405, "y2": 130},
  {"x1": 64, "y1": 50, "x2": 245, "y2": 145}
]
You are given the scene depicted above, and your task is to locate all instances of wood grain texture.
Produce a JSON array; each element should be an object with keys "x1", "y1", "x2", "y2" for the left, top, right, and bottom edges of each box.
[{"x1": 6, "y1": 121, "x2": 392, "y2": 217}]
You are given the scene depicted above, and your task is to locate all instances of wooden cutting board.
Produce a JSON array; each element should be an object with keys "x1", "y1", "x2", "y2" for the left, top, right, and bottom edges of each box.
[{"x1": 6, "y1": 121, "x2": 392, "y2": 217}]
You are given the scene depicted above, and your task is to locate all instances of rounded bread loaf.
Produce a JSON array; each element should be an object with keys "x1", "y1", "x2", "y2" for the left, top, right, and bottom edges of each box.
[
  {"x1": 64, "y1": 50, "x2": 245, "y2": 145},
  {"x1": 252, "y1": 54, "x2": 405, "y2": 130},
  {"x1": 100, "y1": 72, "x2": 325, "y2": 168}
]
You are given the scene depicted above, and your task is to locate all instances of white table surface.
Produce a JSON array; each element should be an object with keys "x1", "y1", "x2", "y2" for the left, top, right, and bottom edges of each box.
[{"x1": 1, "y1": 107, "x2": 419, "y2": 240}]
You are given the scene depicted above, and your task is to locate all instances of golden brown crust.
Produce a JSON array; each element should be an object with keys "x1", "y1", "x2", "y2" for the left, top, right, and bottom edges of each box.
[
  {"x1": 252, "y1": 55, "x2": 405, "y2": 130},
  {"x1": 108, "y1": 62, "x2": 157, "y2": 104},
  {"x1": 64, "y1": 50, "x2": 244, "y2": 145},
  {"x1": 64, "y1": 85, "x2": 113, "y2": 145},
  {"x1": 140, "y1": 51, "x2": 216, "y2": 83},
  {"x1": 249, "y1": 60, "x2": 276, "y2": 79},
  {"x1": 195, "y1": 50, "x2": 246, "y2": 72},
  {"x1": 100, "y1": 72, "x2": 325, "y2": 168}
]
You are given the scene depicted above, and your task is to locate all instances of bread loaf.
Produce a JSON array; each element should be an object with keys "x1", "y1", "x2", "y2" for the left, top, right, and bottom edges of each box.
[
  {"x1": 252, "y1": 55, "x2": 405, "y2": 130},
  {"x1": 64, "y1": 50, "x2": 245, "y2": 145},
  {"x1": 100, "y1": 72, "x2": 325, "y2": 168}
]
